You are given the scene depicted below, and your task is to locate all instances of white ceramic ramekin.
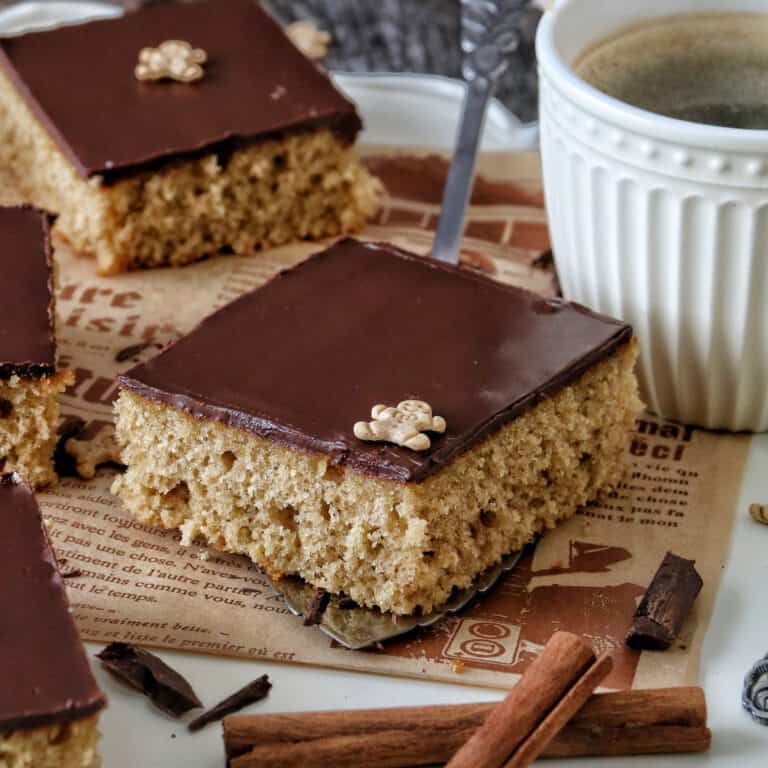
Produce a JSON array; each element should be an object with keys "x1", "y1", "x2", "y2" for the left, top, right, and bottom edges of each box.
[{"x1": 537, "y1": 0, "x2": 768, "y2": 431}]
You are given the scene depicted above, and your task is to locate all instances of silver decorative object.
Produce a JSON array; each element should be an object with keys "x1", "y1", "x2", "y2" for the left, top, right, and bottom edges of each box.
[
  {"x1": 433, "y1": 0, "x2": 521, "y2": 264},
  {"x1": 271, "y1": 549, "x2": 524, "y2": 649},
  {"x1": 743, "y1": 652, "x2": 768, "y2": 725}
]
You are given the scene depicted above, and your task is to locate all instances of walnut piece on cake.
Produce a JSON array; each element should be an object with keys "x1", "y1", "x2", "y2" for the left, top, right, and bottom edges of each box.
[
  {"x1": 113, "y1": 239, "x2": 641, "y2": 616},
  {"x1": 0, "y1": 474, "x2": 106, "y2": 768},
  {"x1": 0, "y1": 0, "x2": 380, "y2": 274},
  {"x1": 0, "y1": 206, "x2": 73, "y2": 488}
]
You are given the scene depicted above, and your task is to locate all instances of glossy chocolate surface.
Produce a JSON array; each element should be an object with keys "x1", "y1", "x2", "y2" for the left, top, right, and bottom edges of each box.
[
  {"x1": 0, "y1": 206, "x2": 56, "y2": 379},
  {"x1": 120, "y1": 239, "x2": 632, "y2": 482},
  {"x1": 0, "y1": 474, "x2": 106, "y2": 731},
  {"x1": 0, "y1": 0, "x2": 361, "y2": 182}
]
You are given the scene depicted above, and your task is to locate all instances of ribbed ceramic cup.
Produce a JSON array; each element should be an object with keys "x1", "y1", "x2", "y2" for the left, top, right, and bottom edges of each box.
[{"x1": 537, "y1": 0, "x2": 768, "y2": 431}]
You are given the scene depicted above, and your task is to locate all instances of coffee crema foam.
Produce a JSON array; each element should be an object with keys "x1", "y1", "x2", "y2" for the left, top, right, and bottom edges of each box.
[{"x1": 574, "y1": 13, "x2": 768, "y2": 129}]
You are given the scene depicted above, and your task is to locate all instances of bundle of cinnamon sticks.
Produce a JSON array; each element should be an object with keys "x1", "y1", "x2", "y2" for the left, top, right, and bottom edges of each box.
[{"x1": 223, "y1": 632, "x2": 711, "y2": 768}]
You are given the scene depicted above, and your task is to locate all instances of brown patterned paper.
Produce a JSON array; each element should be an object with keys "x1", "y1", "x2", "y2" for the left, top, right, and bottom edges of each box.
[{"x1": 35, "y1": 147, "x2": 750, "y2": 690}]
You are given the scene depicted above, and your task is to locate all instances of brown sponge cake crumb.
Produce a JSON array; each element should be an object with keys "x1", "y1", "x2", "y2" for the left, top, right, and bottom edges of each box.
[
  {"x1": 114, "y1": 342, "x2": 638, "y2": 615},
  {"x1": 0, "y1": 0, "x2": 380, "y2": 274},
  {"x1": 0, "y1": 206, "x2": 71, "y2": 488},
  {"x1": 0, "y1": 716, "x2": 101, "y2": 768},
  {"x1": 113, "y1": 239, "x2": 640, "y2": 615}
]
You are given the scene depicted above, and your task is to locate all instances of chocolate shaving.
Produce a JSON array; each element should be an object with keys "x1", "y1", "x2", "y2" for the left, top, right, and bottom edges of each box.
[
  {"x1": 626, "y1": 552, "x2": 703, "y2": 651},
  {"x1": 58, "y1": 560, "x2": 83, "y2": 579},
  {"x1": 337, "y1": 597, "x2": 358, "y2": 609},
  {"x1": 115, "y1": 342, "x2": 151, "y2": 363},
  {"x1": 96, "y1": 642, "x2": 202, "y2": 716},
  {"x1": 187, "y1": 675, "x2": 271, "y2": 732},
  {"x1": 531, "y1": 249, "x2": 554, "y2": 270},
  {"x1": 53, "y1": 417, "x2": 86, "y2": 476},
  {"x1": 303, "y1": 588, "x2": 330, "y2": 626}
]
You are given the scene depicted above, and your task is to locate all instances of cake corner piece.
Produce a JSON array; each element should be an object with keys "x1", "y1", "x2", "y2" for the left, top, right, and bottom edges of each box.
[
  {"x1": 0, "y1": 205, "x2": 73, "y2": 489},
  {"x1": 113, "y1": 239, "x2": 641, "y2": 615},
  {"x1": 0, "y1": 473, "x2": 106, "y2": 768},
  {"x1": 0, "y1": 0, "x2": 381, "y2": 274}
]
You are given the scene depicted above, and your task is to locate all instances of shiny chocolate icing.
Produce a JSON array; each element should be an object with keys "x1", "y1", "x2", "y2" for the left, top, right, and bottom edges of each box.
[
  {"x1": 0, "y1": 0, "x2": 361, "y2": 183},
  {"x1": 0, "y1": 206, "x2": 56, "y2": 380},
  {"x1": 120, "y1": 239, "x2": 633, "y2": 482},
  {"x1": 0, "y1": 474, "x2": 106, "y2": 731}
]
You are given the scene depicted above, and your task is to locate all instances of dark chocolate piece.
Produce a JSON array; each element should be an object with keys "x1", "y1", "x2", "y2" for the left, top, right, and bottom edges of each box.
[
  {"x1": 0, "y1": 474, "x2": 106, "y2": 731},
  {"x1": 337, "y1": 597, "x2": 359, "y2": 610},
  {"x1": 187, "y1": 675, "x2": 271, "y2": 732},
  {"x1": 0, "y1": 206, "x2": 56, "y2": 380},
  {"x1": 303, "y1": 588, "x2": 331, "y2": 626},
  {"x1": 97, "y1": 642, "x2": 202, "y2": 717},
  {"x1": 120, "y1": 238, "x2": 633, "y2": 483},
  {"x1": 0, "y1": 398, "x2": 12, "y2": 418},
  {"x1": 0, "y1": 0, "x2": 361, "y2": 183},
  {"x1": 625, "y1": 552, "x2": 703, "y2": 651},
  {"x1": 115, "y1": 342, "x2": 152, "y2": 363},
  {"x1": 53, "y1": 417, "x2": 87, "y2": 477},
  {"x1": 58, "y1": 559, "x2": 84, "y2": 579},
  {"x1": 742, "y1": 652, "x2": 768, "y2": 725}
]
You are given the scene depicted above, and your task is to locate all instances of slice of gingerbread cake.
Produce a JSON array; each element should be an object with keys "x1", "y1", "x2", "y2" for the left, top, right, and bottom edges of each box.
[
  {"x1": 1, "y1": 473, "x2": 106, "y2": 768},
  {"x1": 0, "y1": 206, "x2": 72, "y2": 488},
  {"x1": 113, "y1": 239, "x2": 640, "y2": 616},
  {"x1": 0, "y1": 0, "x2": 379, "y2": 274}
]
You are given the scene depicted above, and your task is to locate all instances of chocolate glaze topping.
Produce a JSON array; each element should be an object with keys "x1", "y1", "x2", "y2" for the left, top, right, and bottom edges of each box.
[
  {"x1": 0, "y1": 474, "x2": 106, "y2": 731},
  {"x1": 0, "y1": 0, "x2": 361, "y2": 183},
  {"x1": 120, "y1": 239, "x2": 633, "y2": 482},
  {"x1": 0, "y1": 206, "x2": 56, "y2": 380}
]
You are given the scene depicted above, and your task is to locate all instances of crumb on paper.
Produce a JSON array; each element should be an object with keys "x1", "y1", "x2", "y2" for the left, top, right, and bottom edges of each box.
[
  {"x1": 198, "y1": 550, "x2": 210, "y2": 561},
  {"x1": 285, "y1": 20, "x2": 331, "y2": 60},
  {"x1": 64, "y1": 424, "x2": 122, "y2": 480},
  {"x1": 451, "y1": 660, "x2": 465, "y2": 674},
  {"x1": 749, "y1": 503, "x2": 768, "y2": 525}
]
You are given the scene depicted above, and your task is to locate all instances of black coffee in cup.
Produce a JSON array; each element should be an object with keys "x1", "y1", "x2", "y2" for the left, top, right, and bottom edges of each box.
[{"x1": 574, "y1": 13, "x2": 768, "y2": 129}]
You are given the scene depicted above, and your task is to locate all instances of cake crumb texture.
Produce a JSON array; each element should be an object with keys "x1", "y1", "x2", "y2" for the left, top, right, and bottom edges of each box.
[
  {"x1": 114, "y1": 342, "x2": 640, "y2": 615},
  {"x1": 0, "y1": 372, "x2": 73, "y2": 489},
  {"x1": 0, "y1": 65, "x2": 380, "y2": 274},
  {"x1": 0, "y1": 716, "x2": 100, "y2": 768}
]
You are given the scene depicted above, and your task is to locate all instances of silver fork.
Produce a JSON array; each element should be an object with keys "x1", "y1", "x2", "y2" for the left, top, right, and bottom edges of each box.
[{"x1": 432, "y1": 0, "x2": 522, "y2": 264}]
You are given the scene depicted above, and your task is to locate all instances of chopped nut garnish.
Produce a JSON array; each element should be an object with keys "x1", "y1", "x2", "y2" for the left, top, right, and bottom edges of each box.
[
  {"x1": 354, "y1": 400, "x2": 446, "y2": 451},
  {"x1": 285, "y1": 20, "x2": 331, "y2": 60},
  {"x1": 135, "y1": 40, "x2": 207, "y2": 83}
]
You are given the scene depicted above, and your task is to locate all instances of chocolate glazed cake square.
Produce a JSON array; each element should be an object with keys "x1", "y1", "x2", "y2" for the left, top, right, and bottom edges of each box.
[
  {"x1": 0, "y1": 474, "x2": 106, "y2": 767},
  {"x1": 0, "y1": 206, "x2": 73, "y2": 488},
  {"x1": 0, "y1": 0, "x2": 380, "y2": 274},
  {"x1": 113, "y1": 239, "x2": 641, "y2": 615}
]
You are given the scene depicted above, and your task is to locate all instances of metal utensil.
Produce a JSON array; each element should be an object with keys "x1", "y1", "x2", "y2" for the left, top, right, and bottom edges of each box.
[
  {"x1": 433, "y1": 0, "x2": 522, "y2": 264},
  {"x1": 270, "y1": 548, "x2": 524, "y2": 650}
]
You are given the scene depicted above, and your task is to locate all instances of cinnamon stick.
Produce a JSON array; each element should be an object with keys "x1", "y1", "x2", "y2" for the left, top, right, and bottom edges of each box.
[
  {"x1": 446, "y1": 632, "x2": 608, "y2": 768},
  {"x1": 501, "y1": 653, "x2": 614, "y2": 768},
  {"x1": 224, "y1": 687, "x2": 709, "y2": 768}
]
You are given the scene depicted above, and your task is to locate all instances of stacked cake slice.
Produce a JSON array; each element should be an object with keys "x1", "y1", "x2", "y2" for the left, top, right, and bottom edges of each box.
[
  {"x1": 0, "y1": 206, "x2": 72, "y2": 488},
  {"x1": 1, "y1": 474, "x2": 106, "y2": 767},
  {"x1": 114, "y1": 239, "x2": 640, "y2": 616},
  {"x1": 0, "y1": 0, "x2": 379, "y2": 273}
]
